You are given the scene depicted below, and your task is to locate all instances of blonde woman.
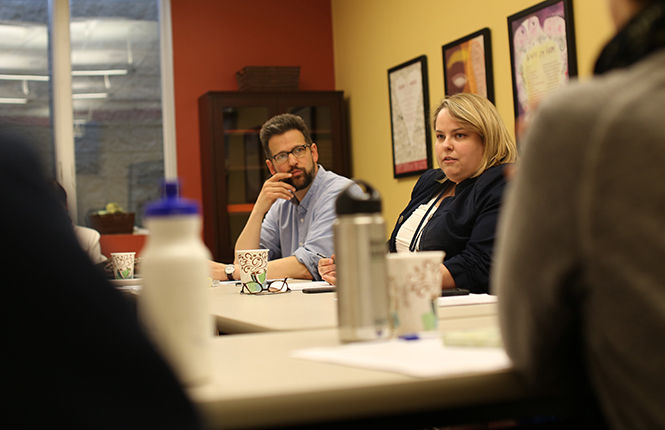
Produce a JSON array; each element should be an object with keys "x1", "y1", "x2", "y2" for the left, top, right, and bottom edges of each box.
[{"x1": 319, "y1": 93, "x2": 517, "y2": 293}]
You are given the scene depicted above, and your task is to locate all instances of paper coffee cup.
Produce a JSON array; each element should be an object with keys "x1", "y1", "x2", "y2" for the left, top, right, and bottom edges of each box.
[
  {"x1": 387, "y1": 251, "x2": 445, "y2": 336},
  {"x1": 111, "y1": 252, "x2": 136, "y2": 279},
  {"x1": 235, "y1": 249, "x2": 269, "y2": 287}
]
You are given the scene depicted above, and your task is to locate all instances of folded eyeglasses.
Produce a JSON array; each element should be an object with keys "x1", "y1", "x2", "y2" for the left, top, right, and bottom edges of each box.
[{"x1": 241, "y1": 276, "x2": 290, "y2": 295}]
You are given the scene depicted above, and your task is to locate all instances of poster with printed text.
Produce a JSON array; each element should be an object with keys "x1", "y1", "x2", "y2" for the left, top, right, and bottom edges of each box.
[
  {"x1": 508, "y1": 0, "x2": 577, "y2": 135},
  {"x1": 388, "y1": 56, "x2": 432, "y2": 178}
]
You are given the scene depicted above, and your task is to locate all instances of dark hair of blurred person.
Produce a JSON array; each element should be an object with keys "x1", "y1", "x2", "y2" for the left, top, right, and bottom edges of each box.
[{"x1": 1, "y1": 127, "x2": 203, "y2": 429}]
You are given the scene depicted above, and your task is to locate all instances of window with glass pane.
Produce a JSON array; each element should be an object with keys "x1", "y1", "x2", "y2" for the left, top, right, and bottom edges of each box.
[
  {"x1": 0, "y1": 1, "x2": 54, "y2": 176},
  {"x1": 70, "y1": 0, "x2": 164, "y2": 227},
  {"x1": 0, "y1": 0, "x2": 165, "y2": 228}
]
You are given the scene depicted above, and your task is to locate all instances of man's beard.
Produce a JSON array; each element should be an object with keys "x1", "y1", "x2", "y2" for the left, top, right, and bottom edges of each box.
[{"x1": 284, "y1": 165, "x2": 315, "y2": 191}]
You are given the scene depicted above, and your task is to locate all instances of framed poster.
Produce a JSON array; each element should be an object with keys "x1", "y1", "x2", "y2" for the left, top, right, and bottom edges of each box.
[
  {"x1": 388, "y1": 55, "x2": 432, "y2": 178},
  {"x1": 508, "y1": 0, "x2": 577, "y2": 129},
  {"x1": 442, "y1": 28, "x2": 494, "y2": 103}
]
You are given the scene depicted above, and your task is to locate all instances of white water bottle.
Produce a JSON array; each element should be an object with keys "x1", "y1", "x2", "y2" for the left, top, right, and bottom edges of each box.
[{"x1": 138, "y1": 179, "x2": 213, "y2": 386}]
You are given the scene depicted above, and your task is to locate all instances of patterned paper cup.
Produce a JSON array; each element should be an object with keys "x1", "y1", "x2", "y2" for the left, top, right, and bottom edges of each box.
[
  {"x1": 235, "y1": 249, "x2": 269, "y2": 292},
  {"x1": 387, "y1": 251, "x2": 445, "y2": 336},
  {"x1": 111, "y1": 252, "x2": 136, "y2": 279}
]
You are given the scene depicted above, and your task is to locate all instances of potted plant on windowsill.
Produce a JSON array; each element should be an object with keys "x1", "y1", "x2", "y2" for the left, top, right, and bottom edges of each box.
[{"x1": 89, "y1": 203, "x2": 135, "y2": 234}]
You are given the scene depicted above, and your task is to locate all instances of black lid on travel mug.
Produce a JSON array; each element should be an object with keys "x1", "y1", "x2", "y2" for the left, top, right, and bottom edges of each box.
[{"x1": 335, "y1": 180, "x2": 382, "y2": 215}]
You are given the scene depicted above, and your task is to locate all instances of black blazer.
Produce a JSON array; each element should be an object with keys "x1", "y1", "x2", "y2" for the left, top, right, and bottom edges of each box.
[{"x1": 388, "y1": 164, "x2": 510, "y2": 293}]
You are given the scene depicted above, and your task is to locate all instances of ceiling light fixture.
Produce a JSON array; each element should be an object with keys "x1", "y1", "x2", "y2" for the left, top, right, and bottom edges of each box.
[
  {"x1": 0, "y1": 69, "x2": 129, "y2": 81},
  {"x1": 72, "y1": 92, "x2": 108, "y2": 100},
  {"x1": 72, "y1": 69, "x2": 128, "y2": 77},
  {"x1": 0, "y1": 97, "x2": 29, "y2": 104},
  {"x1": 0, "y1": 74, "x2": 49, "y2": 81}
]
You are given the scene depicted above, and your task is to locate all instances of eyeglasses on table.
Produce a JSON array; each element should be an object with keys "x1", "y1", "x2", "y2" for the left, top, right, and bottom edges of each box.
[{"x1": 241, "y1": 276, "x2": 290, "y2": 295}]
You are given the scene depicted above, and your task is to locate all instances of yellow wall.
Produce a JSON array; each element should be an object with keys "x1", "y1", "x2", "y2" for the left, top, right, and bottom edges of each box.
[{"x1": 331, "y1": 0, "x2": 614, "y2": 233}]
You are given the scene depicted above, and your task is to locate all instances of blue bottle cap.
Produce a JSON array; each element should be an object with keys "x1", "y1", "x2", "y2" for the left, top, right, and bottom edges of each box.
[{"x1": 144, "y1": 179, "x2": 199, "y2": 217}]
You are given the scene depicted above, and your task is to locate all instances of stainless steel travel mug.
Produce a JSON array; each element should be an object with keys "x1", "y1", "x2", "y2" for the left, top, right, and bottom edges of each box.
[{"x1": 334, "y1": 180, "x2": 390, "y2": 342}]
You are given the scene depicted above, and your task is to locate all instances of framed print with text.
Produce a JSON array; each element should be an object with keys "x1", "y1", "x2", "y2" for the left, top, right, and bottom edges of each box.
[
  {"x1": 442, "y1": 28, "x2": 494, "y2": 103},
  {"x1": 508, "y1": 0, "x2": 577, "y2": 130},
  {"x1": 388, "y1": 55, "x2": 432, "y2": 178}
]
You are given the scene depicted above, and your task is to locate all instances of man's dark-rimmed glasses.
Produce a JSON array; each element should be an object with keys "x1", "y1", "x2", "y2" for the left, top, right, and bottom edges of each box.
[{"x1": 271, "y1": 144, "x2": 310, "y2": 165}]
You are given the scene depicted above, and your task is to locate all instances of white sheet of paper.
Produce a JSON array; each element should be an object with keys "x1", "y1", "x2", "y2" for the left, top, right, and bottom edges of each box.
[
  {"x1": 287, "y1": 280, "x2": 332, "y2": 291},
  {"x1": 291, "y1": 337, "x2": 511, "y2": 378}
]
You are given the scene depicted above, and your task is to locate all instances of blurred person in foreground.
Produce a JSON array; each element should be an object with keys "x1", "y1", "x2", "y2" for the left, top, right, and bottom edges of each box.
[
  {"x1": 1, "y1": 128, "x2": 202, "y2": 429},
  {"x1": 494, "y1": 0, "x2": 665, "y2": 427},
  {"x1": 210, "y1": 113, "x2": 352, "y2": 281},
  {"x1": 319, "y1": 93, "x2": 517, "y2": 293}
]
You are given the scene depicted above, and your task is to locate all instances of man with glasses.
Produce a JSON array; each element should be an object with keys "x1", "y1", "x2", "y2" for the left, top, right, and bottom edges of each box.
[{"x1": 210, "y1": 113, "x2": 352, "y2": 281}]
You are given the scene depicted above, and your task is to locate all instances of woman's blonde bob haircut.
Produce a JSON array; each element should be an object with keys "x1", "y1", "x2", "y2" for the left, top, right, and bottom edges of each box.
[{"x1": 433, "y1": 93, "x2": 517, "y2": 178}]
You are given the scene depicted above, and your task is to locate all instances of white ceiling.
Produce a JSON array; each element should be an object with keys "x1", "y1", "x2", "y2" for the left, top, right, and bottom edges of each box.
[{"x1": 0, "y1": 0, "x2": 161, "y2": 119}]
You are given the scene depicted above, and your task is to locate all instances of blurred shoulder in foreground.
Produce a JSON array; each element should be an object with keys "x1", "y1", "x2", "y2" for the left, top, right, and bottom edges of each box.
[{"x1": 1, "y1": 128, "x2": 203, "y2": 429}]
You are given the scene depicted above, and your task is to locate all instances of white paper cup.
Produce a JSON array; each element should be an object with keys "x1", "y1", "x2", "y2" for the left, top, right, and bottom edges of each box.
[
  {"x1": 387, "y1": 251, "x2": 445, "y2": 336},
  {"x1": 111, "y1": 252, "x2": 136, "y2": 280},
  {"x1": 235, "y1": 249, "x2": 269, "y2": 287}
]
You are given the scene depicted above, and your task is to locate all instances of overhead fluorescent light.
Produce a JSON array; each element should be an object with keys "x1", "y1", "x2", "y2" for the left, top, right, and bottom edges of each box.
[
  {"x1": 0, "y1": 69, "x2": 129, "y2": 81},
  {"x1": 72, "y1": 92, "x2": 108, "y2": 100},
  {"x1": 0, "y1": 74, "x2": 49, "y2": 81},
  {"x1": 72, "y1": 69, "x2": 128, "y2": 76},
  {"x1": 0, "y1": 97, "x2": 28, "y2": 104}
]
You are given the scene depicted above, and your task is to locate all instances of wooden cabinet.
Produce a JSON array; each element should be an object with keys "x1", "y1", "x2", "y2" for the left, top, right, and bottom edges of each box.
[{"x1": 198, "y1": 91, "x2": 350, "y2": 262}]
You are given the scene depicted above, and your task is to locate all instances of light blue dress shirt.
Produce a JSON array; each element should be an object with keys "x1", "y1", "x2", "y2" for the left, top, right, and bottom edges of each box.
[{"x1": 260, "y1": 165, "x2": 352, "y2": 280}]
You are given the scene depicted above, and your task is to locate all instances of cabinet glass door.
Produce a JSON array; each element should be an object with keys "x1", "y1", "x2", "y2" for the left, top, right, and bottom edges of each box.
[
  {"x1": 287, "y1": 104, "x2": 334, "y2": 170},
  {"x1": 221, "y1": 106, "x2": 270, "y2": 250}
]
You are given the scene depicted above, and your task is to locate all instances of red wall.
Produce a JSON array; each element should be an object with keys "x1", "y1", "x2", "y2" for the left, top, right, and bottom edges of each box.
[
  {"x1": 100, "y1": 234, "x2": 147, "y2": 258},
  {"x1": 170, "y1": 0, "x2": 336, "y2": 204}
]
